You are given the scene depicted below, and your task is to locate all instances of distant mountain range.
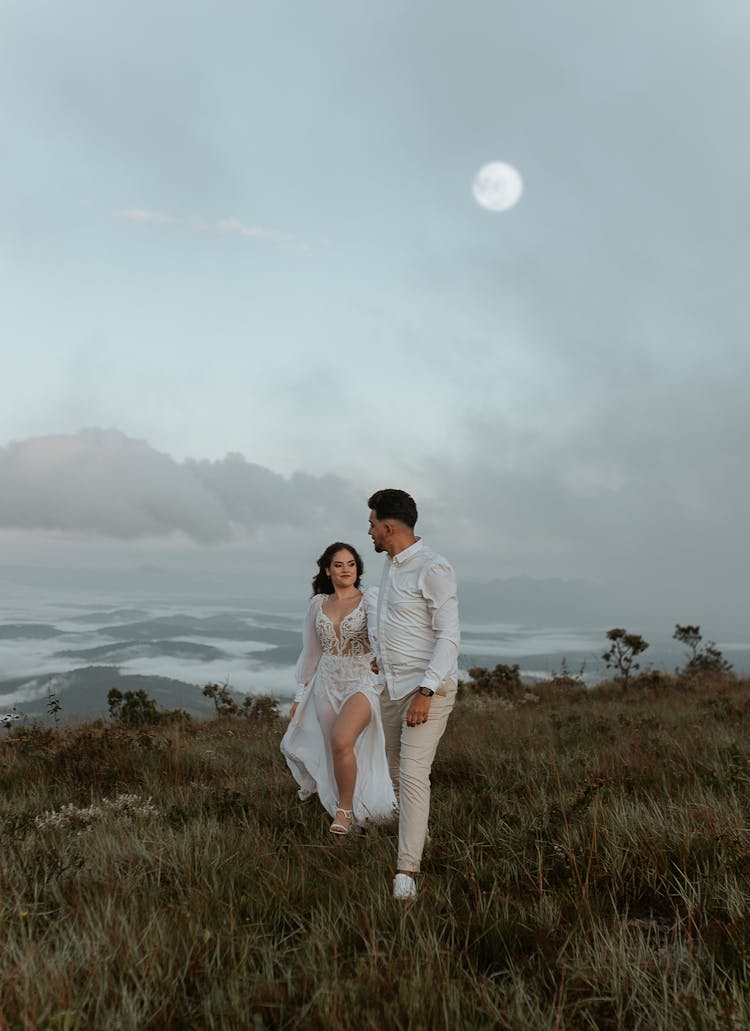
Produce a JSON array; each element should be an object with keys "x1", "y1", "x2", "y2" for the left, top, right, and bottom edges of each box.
[
  {"x1": 1, "y1": 577, "x2": 746, "y2": 725},
  {"x1": 460, "y1": 576, "x2": 616, "y2": 626},
  {"x1": 0, "y1": 666, "x2": 212, "y2": 722},
  {"x1": 0, "y1": 608, "x2": 304, "y2": 724}
]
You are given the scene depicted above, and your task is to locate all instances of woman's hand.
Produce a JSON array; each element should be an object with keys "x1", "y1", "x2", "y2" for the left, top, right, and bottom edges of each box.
[
  {"x1": 289, "y1": 702, "x2": 298, "y2": 721},
  {"x1": 370, "y1": 657, "x2": 379, "y2": 675}
]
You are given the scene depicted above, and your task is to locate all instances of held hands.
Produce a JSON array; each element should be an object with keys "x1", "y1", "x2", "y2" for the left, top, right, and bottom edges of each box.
[
  {"x1": 406, "y1": 693, "x2": 432, "y2": 727},
  {"x1": 370, "y1": 657, "x2": 379, "y2": 675}
]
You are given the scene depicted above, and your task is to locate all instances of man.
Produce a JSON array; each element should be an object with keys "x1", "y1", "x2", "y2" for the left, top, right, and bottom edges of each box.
[{"x1": 367, "y1": 488, "x2": 460, "y2": 900}]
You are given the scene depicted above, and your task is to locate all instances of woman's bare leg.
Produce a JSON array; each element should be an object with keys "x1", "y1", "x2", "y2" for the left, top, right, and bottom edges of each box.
[{"x1": 330, "y1": 692, "x2": 372, "y2": 812}]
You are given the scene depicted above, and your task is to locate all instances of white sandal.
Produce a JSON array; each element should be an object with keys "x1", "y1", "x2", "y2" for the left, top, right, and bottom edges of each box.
[{"x1": 330, "y1": 807, "x2": 354, "y2": 835}]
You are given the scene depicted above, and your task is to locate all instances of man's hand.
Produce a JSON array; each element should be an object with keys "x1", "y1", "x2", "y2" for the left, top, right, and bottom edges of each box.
[
  {"x1": 406, "y1": 693, "x2": 432, "y2": 727},
  {"x1": 289, "y1": 702, "x2": 298, "y2": 721}
]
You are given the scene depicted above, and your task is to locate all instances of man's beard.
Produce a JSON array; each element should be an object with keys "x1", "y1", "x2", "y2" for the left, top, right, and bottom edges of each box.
[{"x1": 373, "y1": 543, "x2": 383, "y2": 553}]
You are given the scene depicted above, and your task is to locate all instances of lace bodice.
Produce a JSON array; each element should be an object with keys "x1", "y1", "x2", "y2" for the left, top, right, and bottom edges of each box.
[
  {"x1": 294, "y1": 588, "x2": 379, "y2": 697},
  {"x1": 316, "y1": 599, "x2": 372, "y2": 657}
]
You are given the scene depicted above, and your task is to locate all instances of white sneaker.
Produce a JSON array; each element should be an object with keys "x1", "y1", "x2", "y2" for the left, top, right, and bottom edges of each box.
[{"x1": 393, "y1": 873, "x2": 417, "y2": 900}]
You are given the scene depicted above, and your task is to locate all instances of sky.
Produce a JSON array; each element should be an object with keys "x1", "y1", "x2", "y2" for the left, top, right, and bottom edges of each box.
[{"x1": 1, "y1": 1, "x2": 749, "y2": 627}]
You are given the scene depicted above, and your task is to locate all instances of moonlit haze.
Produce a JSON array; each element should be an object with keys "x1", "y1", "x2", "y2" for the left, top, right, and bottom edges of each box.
[{"x1": 2, "y1": 1, "x2": 749, "y2": 645}]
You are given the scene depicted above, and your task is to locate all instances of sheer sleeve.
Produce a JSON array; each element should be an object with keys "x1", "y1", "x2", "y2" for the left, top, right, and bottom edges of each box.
[
  {"x1": 363, "y1": 586, "x2": 379, "y2": 656},
  {"x1": 293, "y1": 596, "x2": 323, "y2": 703}
]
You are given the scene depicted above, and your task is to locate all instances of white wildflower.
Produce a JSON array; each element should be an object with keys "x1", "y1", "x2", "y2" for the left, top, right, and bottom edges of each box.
[{"x1": 35, "y1": 794, "x2": 158, "y2": 832}]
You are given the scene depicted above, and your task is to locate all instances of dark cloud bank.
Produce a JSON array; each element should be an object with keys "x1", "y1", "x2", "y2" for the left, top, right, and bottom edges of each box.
[
  {"x1": 0, "y1": 429, "x2": 358, "y2": 543},
  {"x1": 1, "y1": 427, "x2": 747, "y2": 634}
]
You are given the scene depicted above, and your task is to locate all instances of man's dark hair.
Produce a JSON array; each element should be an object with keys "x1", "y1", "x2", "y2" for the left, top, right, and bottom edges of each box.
[{"x1": 367, "y1": 489, "x2": 418, "y2": 529}]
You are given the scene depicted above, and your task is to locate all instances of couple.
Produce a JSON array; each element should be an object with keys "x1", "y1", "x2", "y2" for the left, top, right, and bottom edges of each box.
[{"x1": 280, "y1": 488, "x2": 460, "y2": 900}]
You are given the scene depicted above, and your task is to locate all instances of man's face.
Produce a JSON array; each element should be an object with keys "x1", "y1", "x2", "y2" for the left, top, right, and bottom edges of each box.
[{"x1": 368, "y1": 510, "x2": 388, "y2": 554}]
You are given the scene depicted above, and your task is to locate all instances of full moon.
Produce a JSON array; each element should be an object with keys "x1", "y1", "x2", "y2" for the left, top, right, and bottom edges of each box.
[{"x1": 472, "y1": 161, "x2": 523, "y2": 212}]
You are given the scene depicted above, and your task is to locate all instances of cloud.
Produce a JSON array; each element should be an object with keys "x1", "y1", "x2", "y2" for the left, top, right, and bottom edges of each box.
[
  {"x1": 115, "y1": 209, "x2": 312, "y2": 251},
  {"x1": 116, "y1": 210, "x2": 172, "y2": 226},
  {"x1": 2, "y1": 409, "x2": 747, "y2": 629},
  {"x1": 0, "y1": 430, "x2": 356, "y2": 543},
  {"x1": 425, "y1": 369, "x2": 750, "y2": 605}
]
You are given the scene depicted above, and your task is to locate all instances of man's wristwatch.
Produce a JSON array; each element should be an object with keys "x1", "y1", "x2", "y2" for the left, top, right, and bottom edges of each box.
[{"x1": 417, "y1": 685, "x2": 435, "y2": 698}]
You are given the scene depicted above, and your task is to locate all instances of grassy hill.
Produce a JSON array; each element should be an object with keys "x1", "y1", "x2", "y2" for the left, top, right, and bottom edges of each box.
[{"x1": 1, "y1": 673, "x2": 750, "y2": 1029}]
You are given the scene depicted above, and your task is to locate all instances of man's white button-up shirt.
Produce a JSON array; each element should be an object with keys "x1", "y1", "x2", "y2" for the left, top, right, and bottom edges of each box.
[{"x1": 375, "y1": 539, "x2": 460, "y2": 701}]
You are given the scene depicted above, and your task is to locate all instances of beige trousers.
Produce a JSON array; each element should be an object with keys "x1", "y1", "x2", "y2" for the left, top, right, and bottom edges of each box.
[{"x1": 380, "y1": 687, "x2": 456, "y2": 873}]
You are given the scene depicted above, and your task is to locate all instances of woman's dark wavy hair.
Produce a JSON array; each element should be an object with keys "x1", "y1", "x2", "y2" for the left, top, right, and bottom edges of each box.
[{"x1": 311, "y1": 542, "x2": 364, "y2": 596}]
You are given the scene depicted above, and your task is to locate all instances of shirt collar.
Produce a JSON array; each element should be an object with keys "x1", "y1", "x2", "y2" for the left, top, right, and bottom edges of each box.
[{"x1": 391, "y1": 538, "x2": 424, "y2": 565}]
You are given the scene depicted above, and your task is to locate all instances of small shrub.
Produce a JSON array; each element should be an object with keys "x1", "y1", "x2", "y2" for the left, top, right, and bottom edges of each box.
[
  {"x1": 632, "y1": 669, "x2": 675, "y2": 691},
  {"x1": 551, "y1": 657, "x2": 587, "y2": 691},
  {"x1": 107, "y1": 688, "x2": 191, "y2": 727},
  {"x1": 462, "y1": 663, "x2": 523, "y2": 700},
  {"x1": 203, "y1": 682, "x2": 279, "y2": 722},
  {"x1": 46, "y1": 682, "x2": 62, "y2": 729},
  {"x1": 240, "y1": 696, "x2": 280, "y2": 722},
  {"x1": 202, "y1": 680, "x2": 239, "y2": 716},
  {"x1": 674, "y1": 624, "x2": 734, "y2": 681},
  {"x1": 602, "y1": 628, "x2": 649, "y2": 690}
]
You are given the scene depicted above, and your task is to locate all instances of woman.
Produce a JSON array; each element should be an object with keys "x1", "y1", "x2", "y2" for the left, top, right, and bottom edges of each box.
[{"x1": 280, "y1": 542, "x2": 396, "y2": 835}]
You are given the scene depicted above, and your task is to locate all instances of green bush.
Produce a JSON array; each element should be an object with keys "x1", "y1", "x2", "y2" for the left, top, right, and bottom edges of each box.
[
  {"x1": 107, "y1": 688, "x2": 191, "y2": 727},
  {"x1": 674, "y1": 624, "x2": 734, "y2": 682},
  {"x1": 203, "y1": 682, "x2": 280, "y2": 721},
  {"x1": 461, "y1": 663, "x2": 523, "y2": 699}
]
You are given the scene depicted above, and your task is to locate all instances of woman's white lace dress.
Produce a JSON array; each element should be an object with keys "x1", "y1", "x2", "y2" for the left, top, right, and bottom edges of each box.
[{"x1": 280, "y1": 587, "x2": 397, "y2": 825}]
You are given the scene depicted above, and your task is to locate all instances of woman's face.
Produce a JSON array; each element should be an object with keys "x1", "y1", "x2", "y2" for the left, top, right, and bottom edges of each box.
[{"x1": 326, "y1": 549, "x2": 358, "y2": 592}]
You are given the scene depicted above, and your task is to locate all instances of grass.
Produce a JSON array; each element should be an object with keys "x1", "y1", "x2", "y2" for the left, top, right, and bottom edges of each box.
[{"x1": 1, "y1": 676, "x2": 750, "y2": 1029}]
